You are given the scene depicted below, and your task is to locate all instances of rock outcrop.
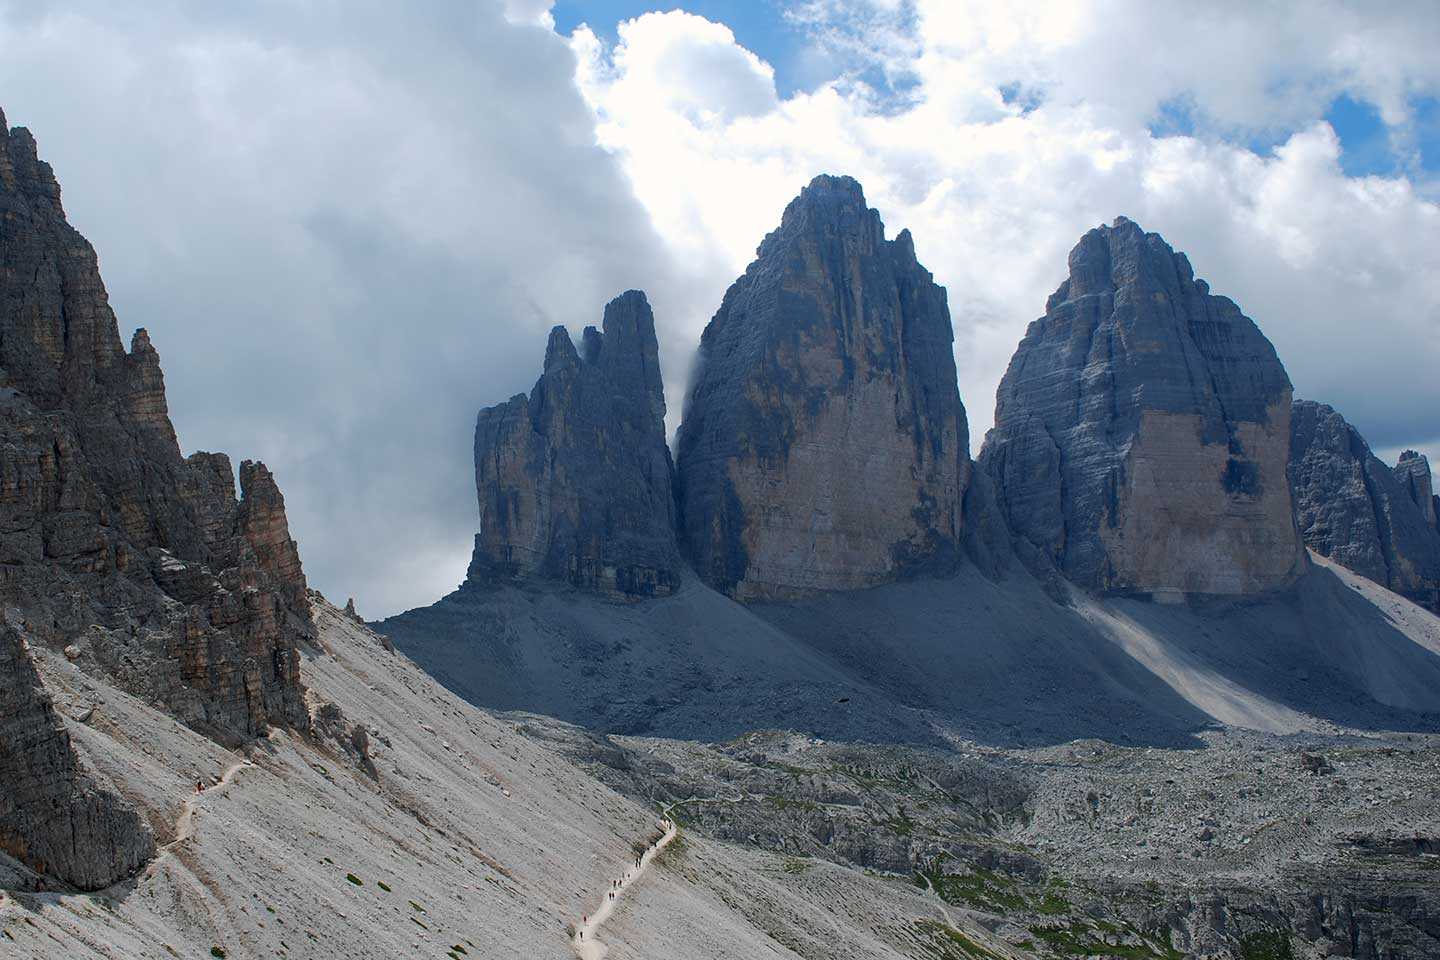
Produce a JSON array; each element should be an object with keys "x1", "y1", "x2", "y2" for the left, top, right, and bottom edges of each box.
[
  {"x1": 1, "y1": 106, "x2": 311, "y2": 887},
  {"x1": 1394, "y1": 450, "x2": 1439, "y2": 535},
  {"x1": 675, "y1": 175, "x2": 968, "y2": 601},
  {"x1": 0, "y1": 626, "x2": 155, "y2": 889},
  {"x1": 468, "y1": 290, "x2": 679, "y2": 598},
  {"x1": 980, "y1": 217, "x2": 1306, "y2": 599},
  {"x1": 1289, "y1": 404, "x2": 1440, "y2": 611}
]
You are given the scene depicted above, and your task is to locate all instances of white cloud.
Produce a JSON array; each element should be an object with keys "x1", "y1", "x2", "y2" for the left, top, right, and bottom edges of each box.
[{"x1": 572, "y1": 2, "x2": 1440, "y2": 464}]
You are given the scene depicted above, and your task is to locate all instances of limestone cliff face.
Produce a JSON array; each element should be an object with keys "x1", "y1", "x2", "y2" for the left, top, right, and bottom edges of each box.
[
  {"x1": 1394, "y1": 450, "x2": 1439, "y2": 535},
  {"x1": 1288, "y1": 407, "x2": 1440, "y2": 611},
  {"x1": 469, "y1": 290, "x2": 679, "y2": 598},
  {"x1": 0, "y1": 107, "x2": 311, "y2": 887},
  {"x1": 0, "y1": 626, "x2": 155, "y2": 889},
  {"x1": 675, "y1": 175, "x2": 968, "y2": 601},
  {"x1": 980, "y1": 217, "x2": 1306, "y2": 599}
]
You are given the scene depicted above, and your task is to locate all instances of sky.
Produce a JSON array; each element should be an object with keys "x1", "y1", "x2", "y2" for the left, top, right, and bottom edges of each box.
[{"x1": 1, "y1": 1, "x2": 1438, "y2": 617}]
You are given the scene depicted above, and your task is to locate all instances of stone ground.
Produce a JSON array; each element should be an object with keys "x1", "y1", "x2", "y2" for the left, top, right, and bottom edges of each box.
[
  {"x1": 0, "y1": 601, "x2": 1015, "y2": 960},
  {"x1": 4, "y1": 564, "x2": 1439, "y2": 958}
]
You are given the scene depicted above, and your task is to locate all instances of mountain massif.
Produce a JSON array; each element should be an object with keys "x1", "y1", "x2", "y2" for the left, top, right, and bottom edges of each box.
[{"x1": 4, "y1": 107, "x2": 1440, "y2": 960}]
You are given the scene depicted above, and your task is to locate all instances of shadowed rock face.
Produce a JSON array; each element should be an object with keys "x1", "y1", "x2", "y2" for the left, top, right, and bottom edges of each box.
[
  {"x1": 1394, "y1": 450, "x2": 1439, "y2": 535},
  {"x1": 469, "y1": 290, "x2": 680, "y2": 599},
  {"x1": 0, "y1": 626, "x2": 155, "y2": 890},
  {"x1": 1288, "y1": 406, "x2": 1440, "y2": 612},
  {"x1": 675, "y1": 175, "x2": 968, "y2": 601},
  {"x1": 980, "y1": 217, "x2": 1306, "y2": 599},
  {"x1": 1, "y1": 106, "x2": 311, "y2": 887}
]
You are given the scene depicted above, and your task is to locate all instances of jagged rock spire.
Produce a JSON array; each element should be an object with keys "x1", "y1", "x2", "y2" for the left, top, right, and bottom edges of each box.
[
  {"x1": 469, "y1": 290, "x2": 679, "y2": 598},
  {"x1": 1289, "y1": 403, "x2": 1440, "y2": 611}
]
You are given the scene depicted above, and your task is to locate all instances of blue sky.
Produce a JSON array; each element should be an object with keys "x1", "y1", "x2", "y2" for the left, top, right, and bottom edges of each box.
[{"x1": 555, "y1": 2, "x2": 1439, "y2": 177}]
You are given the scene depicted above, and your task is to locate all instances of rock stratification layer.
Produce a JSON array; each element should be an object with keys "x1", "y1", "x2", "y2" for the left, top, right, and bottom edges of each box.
[
  {"x1": 980, "y1": 217, "x2": 1306, "y2": 599},
  {"x1": 0, "y1": 106, "x2": 311, "y2": 887},
  {"x1": 675, "y1": 175, "x2": 968, "y2": 601},
  {"x1": 469, "y1": 290, "x2": 679, "y2": 598},
  {"x1": 1288, "y1": 405, "x2": 1440, "y2": 611}
]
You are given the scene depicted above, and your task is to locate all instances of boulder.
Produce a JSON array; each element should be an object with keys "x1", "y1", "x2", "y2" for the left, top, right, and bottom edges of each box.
[
  {"x1": 675, "y1": 175, "x2": 968, "y2": 601},
  {"x1": 980, "y1": 217, "x2": 1306, "y2": 599}
]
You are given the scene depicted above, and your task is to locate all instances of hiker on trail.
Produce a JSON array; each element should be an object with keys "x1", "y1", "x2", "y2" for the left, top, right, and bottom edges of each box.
[{"x1": 196, "y1": 780, "x2": 203, "y2": 793}]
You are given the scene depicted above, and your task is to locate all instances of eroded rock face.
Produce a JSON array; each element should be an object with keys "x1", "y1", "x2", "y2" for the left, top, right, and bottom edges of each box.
[
  {"x1": 0, "y1": 626, "x2": 155, "y2": 889},
  {"x1": 980, "y1": 217, "x2": 1306, "y2": 599},
  {"x1": 1289, "y1": 403, "x2": 1440, "y2": 611},
  {"x1": 675, "y1": 175, "x2": 968, "y2": 601},
  {"x1": 468, "y1": 290, "x2": 679, "y2": 599},
  {"x1": 0, "y1": 107, "x2": 311, "y2": 886},
  {"x1": 1394, "y1": 450, "x2": 1439, "y2": 535}
]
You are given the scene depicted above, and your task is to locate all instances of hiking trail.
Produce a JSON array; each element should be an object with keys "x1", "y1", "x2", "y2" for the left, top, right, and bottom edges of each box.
[{"x1": 571, "y1": 812, "x2": 679, "y2": 959}]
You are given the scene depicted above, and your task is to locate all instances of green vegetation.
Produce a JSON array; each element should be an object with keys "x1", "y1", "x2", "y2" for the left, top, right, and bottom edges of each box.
[
  {"x1": 1239, "y1": 931, "x2": 1295, "y2": 960},
  {"x1": 1032, "y1": 920, "x2": 1182, "y2": 960},
  {"x1": 1036, "y1": 892, "x2": 1071, "y2": 915},
  {"x1": 655, "y1": 833, "x2": 688, "y2": 867},
  {"x1": 409, "y1": 900, "x2": 426, "y2": 913},
  {"x1": 915, "y1": 920, "x2": 1002, "y2": 960},
  {"x1": 410, "y1": 917, "x2": 429, "y2": 931},
  {"x1": 345, "y1": 874, "x2": 362, "y2": 886},
  {"x1": 781, "y1": 857, "x2": 812, "y2": 875},
  {"x1": 210, "y1": 950, "x2": 226, "y2": 959},
  {"x1": 377, "y1": 881, "x2": 392, "y2": 892},
  {"x1": 450, "y1": 946, "x2": 468, "y2": 956},
  {"x1": 886, "y1": 814, "x2": 915, "y2": 836},
  {"x1": 919, "y1": 865, "x2": 1027, "y2": 912}
]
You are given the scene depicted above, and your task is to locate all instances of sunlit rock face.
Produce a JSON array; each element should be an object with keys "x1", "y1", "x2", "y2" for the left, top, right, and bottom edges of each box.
[
  {"x1": 674, "y1": 175, "x2": 969, "y2": 602},
  {"x1": 468, "y1": 290, "x2": 681, "y2": 599},
  {"x1": 1288, "y1": 406, "x2": 1440, "y2": 612},
  {"x1": 980, "y1": 217, "x2": 1306, "y2": 600}
]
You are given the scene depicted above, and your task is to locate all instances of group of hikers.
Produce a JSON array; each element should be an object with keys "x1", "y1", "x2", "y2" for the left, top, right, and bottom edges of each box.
[{"x1": 575, "y1": 817, "x2": 672, "y2": 943}]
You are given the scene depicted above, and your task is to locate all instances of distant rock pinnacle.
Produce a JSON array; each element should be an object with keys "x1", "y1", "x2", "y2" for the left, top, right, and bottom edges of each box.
[{"x1": 469, "y1": 290, "x2": 680, "y2": 598}]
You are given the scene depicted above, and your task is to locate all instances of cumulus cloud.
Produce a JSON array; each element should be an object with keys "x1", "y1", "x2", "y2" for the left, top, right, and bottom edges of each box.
[
  {"x1": 573, "y1": 1, "x2": 1440, "y2": 470},
  {"x1": 0, "y1": 0, "x2": 684, "y2": 616}
]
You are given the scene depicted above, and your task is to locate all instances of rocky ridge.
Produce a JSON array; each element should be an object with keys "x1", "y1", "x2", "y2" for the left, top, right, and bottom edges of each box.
[
  {"x1": 0, "y1": 106, "x2": 312, "y2": 889},
  {"x1": 468, "y1": 290, "x2": 680, "y2": 599},
  {"x1": 674, "y1": 175, "x2": 969, "y2": 601},
  {"x1": 980, "y1": 216, "x2": 1307, "y2": 600},
  {"x1": 1288, "y1": 401, "x2": 1440, "y2": 612}
]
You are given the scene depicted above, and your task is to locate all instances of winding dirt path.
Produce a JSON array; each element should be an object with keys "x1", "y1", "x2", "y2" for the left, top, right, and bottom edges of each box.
[
  {"x1": 169, "y1": 759, "x2": 253, "y2": 848},
  {"x1": 571, "y1": 814, "x2": 679, "y2": 959}
]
